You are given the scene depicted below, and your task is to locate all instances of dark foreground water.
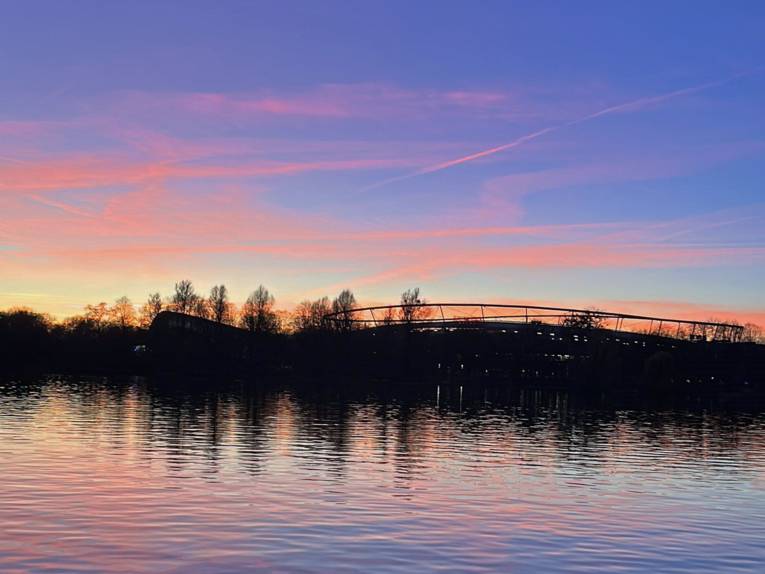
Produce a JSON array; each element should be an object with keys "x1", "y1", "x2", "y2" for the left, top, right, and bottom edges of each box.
[{"x1": 1, "y1": 377, "x2": 764, "y2": 573}]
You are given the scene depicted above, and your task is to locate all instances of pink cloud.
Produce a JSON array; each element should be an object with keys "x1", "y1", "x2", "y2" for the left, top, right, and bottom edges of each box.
[
  {"x1": 360, "y1": 71, "x2": 765, "y2": 192},
  {"x1": 5, "y1": 177, "x2": 761, "y2": 279},
  {"x1": 177, "y1": 92, "x2": 349, "y2": 118},
  {"x1": 112, "y1": 84, "x2": 531, "y2": 122},
  {"x1": 107, "y1": 128, "x2": 466, "y2": 168},
  {"x1": 5, "y1": 185, "x2": 764, "y2": 320},
  {"x1": 385, "y1": 243, "x2": 765, "y2": 274},
  {"x1": 442, "y1": 90, "x2": 508, "y2": 107},
  {"x1": 322, "y1": 221, "x2": 623, "y2": 242},
  {"x1": 602, "y1": 299, "x2": 765, "y2": 328},
  {"x1": 449, "y1": 297, "x2": 765, "y2": 331},
  {"x1": 0, "y1": 155, "x2": 420, "y2": 193},
  {"x1": 1, "y1": 76, "x2": 762, "y2": 319},
  {"x1": 27, "y1": 194, "x2": 96, "y2": 217}
]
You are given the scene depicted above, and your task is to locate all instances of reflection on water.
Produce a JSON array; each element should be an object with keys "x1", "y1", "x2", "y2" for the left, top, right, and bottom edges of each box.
[{"x1": 1, "y1": 377, "x2": 764, "y2": 573}]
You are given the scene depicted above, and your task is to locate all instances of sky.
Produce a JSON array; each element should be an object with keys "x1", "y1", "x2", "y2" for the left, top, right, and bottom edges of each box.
[{"x1": 1, "y1": 1, "x2": 764, "y2": 323}]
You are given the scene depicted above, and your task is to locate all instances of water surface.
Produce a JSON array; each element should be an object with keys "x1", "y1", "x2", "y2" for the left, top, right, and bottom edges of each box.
[{"x1": 1, "y1": 377, "x2": 764, "y2": 573}]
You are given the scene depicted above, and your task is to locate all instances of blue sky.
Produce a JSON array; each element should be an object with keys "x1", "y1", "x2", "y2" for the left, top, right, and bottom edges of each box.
[{"x1": 1, "y1": 1, "x2": 764, "y2": 322}]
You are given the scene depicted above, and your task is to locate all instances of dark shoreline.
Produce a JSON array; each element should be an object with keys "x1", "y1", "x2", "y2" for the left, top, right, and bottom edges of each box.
[
  {"x1": 3, "y1": 310, "x2": 764, "y2": 393},
  {"x1": 5, "y1": 371, "x2": 765, "y2": 413}
]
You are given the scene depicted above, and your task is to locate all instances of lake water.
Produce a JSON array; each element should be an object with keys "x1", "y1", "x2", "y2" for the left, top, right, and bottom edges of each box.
[{"x1": 1, "y1": 377, "x2": 764, "y2": 573}]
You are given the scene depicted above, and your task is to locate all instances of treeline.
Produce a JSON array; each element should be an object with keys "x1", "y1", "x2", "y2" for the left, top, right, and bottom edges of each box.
[
  {"x1": 2, "y1": 280, "x2": 764, "y2": 341},
  {"x1": 0, "y1": 282, "x2": 433, "y2": 373},
  {"x1": 0, "y1": 280, "x2": 362, "y2": 335},
  {"x1": 0, "y1": 305, "x2": 145, "y2": 373},
  {"x1": 0, "y1": 281, "x2": 435, "y2": 335},
  {"x1": 2, "y1": 280, "x2": 763, "y2": 377},
  {"x1": 157, "y1": 280, "x2": 367, "y2": 333},
  {"x1": 156, "y1": 282, "x2": 429, "y2": 334}
]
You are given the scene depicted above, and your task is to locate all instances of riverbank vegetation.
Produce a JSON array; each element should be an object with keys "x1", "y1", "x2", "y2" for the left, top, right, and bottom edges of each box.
[{"x1": 2, "y1": 280, "x2": 763, "y2": 383}]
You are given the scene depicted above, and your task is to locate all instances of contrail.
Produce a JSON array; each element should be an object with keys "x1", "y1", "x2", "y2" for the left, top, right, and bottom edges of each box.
[
  {"x1": 566, "y1": 71, "x2": 756, "y2": 126},
  {"x1": 361, "y1": 127, "x2": 556, "y2": 191},
  {"x1": 28, "y1": 194, "x2": 95, "y2": 218},
  {"x1": 0, "y1": 155, "x2": 27, "y2": 164},
  {"x1": 362, "y1": 69, "x2": 762, "y2": 192}
]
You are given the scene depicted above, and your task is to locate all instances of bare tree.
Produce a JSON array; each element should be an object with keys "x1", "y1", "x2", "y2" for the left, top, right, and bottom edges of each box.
[
  {"x1": 140, "y1": 292, "x2": 163, "y2": 327},
  {"x1": 701, "y1": 317, "x2": 727, "y2": 341},
  {"x1": 742, "y1": 322, "x2": 763, "y2": 343},
  {"x1": 399, "y1": 287, "x2": 431, "y2": 323},
  {"x1": 561, "y1": 309, "x2": 605, "y2": 330},
  {"x1": 223, "y1": 301, "x2": 238, "y2": 326},
  {"x1": 292, "y1": 296, "x2": 331, "y2": 332},
  {"x1": 240, "y1": 285, "x2": 279, "y2": 333},
  {"x1": 172, "y1": 280, "x2": 197, "y2": 314},
  {"x1": 331, "y1": 289, "x2": 357, "y2": 332},
  {"x1": 110, "y1": 296, "x2": 136, "y2": 329},
  {"x1": 209, "y1": 284, "x2": 230, "y2": 323},
  {"x1": 381, "y1": 307, "x2": 397, "y2": 325},
  {"x1": 652, "y1": 322, "x2": 674, "y2": 338},
  {"x1": 292, "y1": 300, "x2": 313, "y2": 332},
  {"x1": 192, "y1": 297, "x2": 210, "y2": 319},
  {"x1": 311, "y1": 296, "x2": 332, "y2": 330},
  {"x1": 84, "y1": 302, "x2": 109, "y2": 331}
]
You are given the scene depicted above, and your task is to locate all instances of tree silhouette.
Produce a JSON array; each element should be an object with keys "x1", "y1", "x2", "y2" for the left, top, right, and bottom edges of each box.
[
  {"x1": 0, "y1": 307, "x2": 53, "y2": 367},
  {"x1": 0, "y1": 307, "x2": 51, "y2": 336},
  {"x1": 209, "y1": 285, "x2": 230, "y2": 323},
  {"x1": 110, "y1": 296, "x2": 136, "y2": 329},
  {"x1": 311, "y1": 297, "x2": 332, "y2": 330},
  {"x1": 292, "y1": 300, "x2": 313, "y2": 332},
  {"x1": 399, "y1": 287, "x2": 431, "y2": 323},
  {"x1": 223, "y1": 301, "x2": 238, "y2": 326},
  {"x1": 84, "y1": 302, "x2": 109, "y2": 331},
  {"x1": 240, "y1": 285, "x2": 279, "y2": 333},
  {"x1": 561, "y1": 309, "x2": 605, "y2": 330},
  {"x1": 140, "y1": 292, "x2": 163, "y2": 327},
  {"x1": 741, "y1": 323, "x2": 763, "y2": 343},
  {"x1": 192, "y1": 297, "x2": 210, "y2": 319},
  {"x1": 292, "y1": 296, "x2": 331, "y2": 332},
  {"x1": 381, "y1": 307, "x2": 397, "y2": 325},
  {"x1": 172, "y1": 280, "x2": 197, "y2": 314},
  {"x1": 331, "y1": 289, "x2": 357, "y2": 332}
]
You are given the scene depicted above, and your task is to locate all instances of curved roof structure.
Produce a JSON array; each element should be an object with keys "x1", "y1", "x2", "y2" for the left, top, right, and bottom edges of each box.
[{"x1": 324, "y1": 303, "x2": 744, "y2": 342}]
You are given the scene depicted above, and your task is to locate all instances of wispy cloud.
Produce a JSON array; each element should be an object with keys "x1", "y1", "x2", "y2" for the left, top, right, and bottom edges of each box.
[
  {"x1": 0, "y1": 155, "x2": 420, "y2": 193},
  {"x1": 2, "y1": 73, "x2": 763, "y2": 319},
  {"x1": 362, "y1": 69, "x2": 764, "y2": 191},
  {"x1": 112, "y1": 84, "x2": 531, "y2": 121},
  {"x1": 27, "y1": 194, "x2": 96, "y2": 217}
]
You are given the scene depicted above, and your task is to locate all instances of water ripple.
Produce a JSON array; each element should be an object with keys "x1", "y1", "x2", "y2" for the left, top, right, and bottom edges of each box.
[{"x1": 1, "y1": 377, "x2": 764, "y2": 573}]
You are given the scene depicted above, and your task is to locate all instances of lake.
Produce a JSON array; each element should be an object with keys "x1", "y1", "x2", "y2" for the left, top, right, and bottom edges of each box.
[{"x1": 1, "y1": 377, "x2": 764, "y2": 573}]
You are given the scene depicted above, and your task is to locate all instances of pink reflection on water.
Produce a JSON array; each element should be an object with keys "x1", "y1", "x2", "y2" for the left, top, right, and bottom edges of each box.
[{"x1": 1, "y1": 379, "x2": 764, "y2": 573}]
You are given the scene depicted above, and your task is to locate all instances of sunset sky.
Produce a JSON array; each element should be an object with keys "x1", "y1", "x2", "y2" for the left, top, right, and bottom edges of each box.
[{"x1": 1, "y1": 1, "x2": 764, "y2": 323}]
